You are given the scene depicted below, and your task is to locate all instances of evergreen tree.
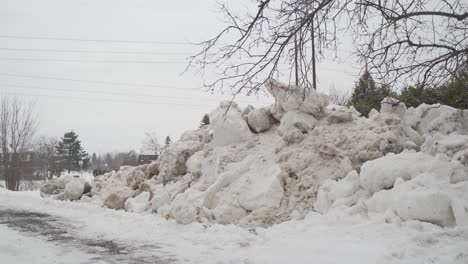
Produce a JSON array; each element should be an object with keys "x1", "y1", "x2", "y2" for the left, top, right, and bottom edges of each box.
[
  {"x1": 104, "y1": 153, "x2": 113, "y2": 170},
  {"x1": 55, "y1": 131, "x2": 88, "y2": 173},
  {"x1": 91, "y1": 153, "x2": 98, "y2": 169},
  {"x1": 349, "y1": 70, "x2": 396, "y2": 116},
  {"x1": 200, "y1": 113, "x2": 210, "y2": 128},
  {"x1": 165, "y1": 136, "x2": 172, "y2": 147},
  {"x1": 398, "y1": 65, "x2": 467, "y2": 109}
]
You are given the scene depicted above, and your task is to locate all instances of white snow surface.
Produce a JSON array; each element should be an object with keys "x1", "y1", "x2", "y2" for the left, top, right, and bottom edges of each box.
[
  {"x1": 40, "y1": 82, "x2": 468, "y2": 229},
  {"x1": 1, "y1": 189, "x2": 468, "y2": 264}
]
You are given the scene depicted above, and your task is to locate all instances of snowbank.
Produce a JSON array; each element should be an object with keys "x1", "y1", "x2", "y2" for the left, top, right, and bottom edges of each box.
[
  {"x1": 316, "y1": 150, "x2": 468, "y2": 227},
  {"x1": 40, "y1": 82, "x2": 468, "y2": 229}
]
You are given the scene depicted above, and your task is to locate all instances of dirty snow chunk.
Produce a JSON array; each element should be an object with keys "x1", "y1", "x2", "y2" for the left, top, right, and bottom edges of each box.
[
  {"x1": 368, "y1": 108, "x2": 379, "y2": 117},
  {"x1": 210, "y1": 101, "x2": 253, "y2": 146},
  {"x1": 170, "y1": 192, "x2": 199, "y2": 224},
  {"x1": 265, "y1": 80, "x2": 329, "y2": 118},
  {"x1": 282, "y1": 128, "x2": 304, "y2": 144},
  {"x1": 247, "y1": 109, "x2": 272, "y2": 133},
  {"x1": 242, "y1": 105, "x2": 254, "y2": 118},
  {"x1": 278, "y1": 111, "x2": 317, "y2": 136},
  {"x1": 157, "y1": 128, "x2": 211, "y2": 183},
  {"x1": 422, "y1": 133, "x2": 468, "y2": 159},
  {"x1": 195, "y1": 156, "x2": 284, "y2": 224},
  {"x1": 452, "y1": 199, "x2": 468, "y2": 226},
  {"x1": 326, "y1": 105, "x2": 352, "y2": 124},
  {"x1": 269, "y1": 103, "x2": 285, "y2": 121},
  {"x1": 63, "y1": 179, "x2": 87, "y2": 201},
  {"x1": 380, "y1": 97, "x2": 406, "y2": 118},
  {"x1": 103, "y1": 190, "x2": 133, "y2": 210},
  {"x1": 359, "y1": 151, "x2": 467, "y2": 193},
  {"x1": 151, "y1": 181, "x2": 189, "y2": 212},
  {"x1": 405, "y1": 103, "x2": 468, "y2": 135},
  {"x1": 402, "y1": 125, "x2": 424, "y2": 146},
  {"x1": 235, "y1": 161, "x2": 284, "y2": 210},
  {"x1": 40, "y1": 178, "x2": 66, "y2": 197},
  {"x1": 125, "y1": 191, "x2": 150, "y2": 213},
  {"x1": 314, "y1": 171, "x2": 361, "y2": 214},
  {"x1": 123, "y1": 166, "x2": 146, "y2": 190},
  {"x1": 396, "y1": 190, "x2": 455, "y2": 227}
]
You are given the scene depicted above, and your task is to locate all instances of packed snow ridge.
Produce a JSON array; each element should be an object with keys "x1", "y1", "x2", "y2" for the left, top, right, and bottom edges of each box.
[{"x1": 41, "y1": 80, "x2": 468, "y2": 228}]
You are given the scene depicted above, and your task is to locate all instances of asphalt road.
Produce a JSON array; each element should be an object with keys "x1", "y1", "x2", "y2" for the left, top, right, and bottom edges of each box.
[{"x1": 0, "y1": 208, "x2": 176, "y2": 264}]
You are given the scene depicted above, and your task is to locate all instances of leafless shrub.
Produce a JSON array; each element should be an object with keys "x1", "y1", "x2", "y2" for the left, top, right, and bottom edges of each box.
[
  {"x1": 141, "y1": 132, "x2": 161, "y2": 156},
  {"x1": 328, "y1": 84, "x2": 350, "y2": 105},
  {"x1": 0, "y1": 97, "x2": 38, "y2": 191}
]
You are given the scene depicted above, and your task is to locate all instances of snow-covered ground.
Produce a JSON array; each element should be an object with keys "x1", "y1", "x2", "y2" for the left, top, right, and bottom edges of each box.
[{"x1": 1, "y1": 189, "x2": 467, "y2": 264}]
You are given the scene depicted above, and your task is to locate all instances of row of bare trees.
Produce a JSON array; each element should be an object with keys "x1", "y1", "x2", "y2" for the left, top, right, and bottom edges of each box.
[
  {"x1": 0, "y1": 97, "x2": 37, "y2": 191},
  {"x1": 190, "y1": 0, "x2": 468, "y2": 94}
]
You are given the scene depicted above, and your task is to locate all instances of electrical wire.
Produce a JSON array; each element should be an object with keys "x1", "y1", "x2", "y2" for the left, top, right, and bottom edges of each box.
[
  {"x1": 0, "y1": 72, "x2": 201, "y2": 90},
  {"x1": 0, "y1": 47, "x2": 192, "y2": 55},
  {"x1": 2, "y1": 83, "x2": 232, "y2": 104},
  {"x1": 0, "y1": 57, "x2": 186, "y2": 64},
  {"x1": 0, "y1": 35, "x2": 194, "y2": 45},
  {"x1": 0, "y1": 90, "x2": 216, "y2": 108}
]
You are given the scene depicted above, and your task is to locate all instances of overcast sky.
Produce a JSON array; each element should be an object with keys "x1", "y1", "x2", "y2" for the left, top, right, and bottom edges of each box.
[{"x1": 0, "y1": 0, "x2": 359, "y2": 154}]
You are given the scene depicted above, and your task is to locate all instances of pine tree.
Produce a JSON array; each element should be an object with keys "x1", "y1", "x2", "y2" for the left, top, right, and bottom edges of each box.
[
  {"x1": 55, "y1": 131, "x2": 88, "y2": 173},
  {"x1": 349, "y1": 70, "x2": 396, "y2": 116},
  {"x1": 104, "y1": 153, "x2": 113, "y2": 170},
  {"x1": 200, "y1": 113, "x2": 210, "y2": 128},
  {"x1": 91, "y1": 153, "x2": 98, "y2": 169},
  {"x1": 165, "y1": 136, "x2": 172, "y2": 147}
]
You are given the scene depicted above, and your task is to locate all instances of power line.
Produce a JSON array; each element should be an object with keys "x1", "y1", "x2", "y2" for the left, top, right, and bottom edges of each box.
[
  {"x1": 0, "y1": 89, "x2": 263, "y2": 108},
  {"x1": 0, "y1": 35, "x2": 194, "y2": 45},
  {"x1": 0, "y1": 57, "x2": 186, "y2": 64},
  {"x1": 0, "y1": 47, "x2": 192, "y2": 55},
  {"x1": 0, "y1": 72, "x2": 202, "y2": 90},
  {"x1": 0, "y1": 74, "x2": 267, "y2": 104},
  {"x1": 2, "y1": 83, "x2": 220, "y2": 103},
  {"x1": 0, "y1": 90, "x2": 213, "y2": 108}
]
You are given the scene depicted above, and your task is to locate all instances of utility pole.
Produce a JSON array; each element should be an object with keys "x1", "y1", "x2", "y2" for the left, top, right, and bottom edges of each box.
[
  {"x1": 311, "y1": 16, "x2": 317, "y2": 90},
  {"x1": 294, "y1": 34, "x2": 299, "y2": 86}
]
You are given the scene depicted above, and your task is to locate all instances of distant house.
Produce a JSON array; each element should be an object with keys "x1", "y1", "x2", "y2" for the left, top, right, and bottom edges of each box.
[{"x1": 138, "y1": 155, "x2": 158, "y2": 165}]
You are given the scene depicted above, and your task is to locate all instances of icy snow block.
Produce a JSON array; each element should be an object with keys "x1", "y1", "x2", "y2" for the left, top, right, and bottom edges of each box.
[
  {"x1": 247, "y1": 109, "x2": 272, "y2": 133},
  {"x1": 407, "y1": 103, "x2": 468, "y2": 135},
  {"x1": 40, "y1": 179, "x2": 66, "y2": 198},
  {"x1": 314, "y1": 171, "x2": 360, "y2": 214},
  {"x1": 380, "y1": 97, "x2": 406, "y2": 118},
  {"x1": 210, "y1": 101, "x2": 254, "y2": 146},
  {"x1": 125, "y1": 168, "x2": 146, "y2": 190},
  {"x1": 368, "y1": 108, "x2": 379, "y2": 118},
  {"x1": 170, "y1": 194, "x2": 198, "y2": 224},
  {"x1": 63, "y1": 179, "x2": 86, "y2": 201},
  {"x1": 125, "y1": 191, "x2": 150, "y2": 213},
  {"x1": 396, "y1": 191, "x2": 455, "y2": 227},
  {"x1": 269, "y1": 103, "x2": 285, "y2": 121},
  {"x1": 326, "y1": 105, "x2": 352, "y2": 124},
  {"x1": 265, "y1": 80, "x2": 329, "y2": 118},
  {"x1": 237, "y1": 163, "x2": 284, "y2": 211},
  {"x1": 104, "y1": 192, "x2": 132, "y2": 210},
  {"x1": 360, "y1": 152, "x2": 467, "y2": 193},
  {"x1": 282, "y1": 128, "x2": 305, "y2": 144},
  {"x1": 278, "y1": 111, "x2": 317, "y2": 136}
]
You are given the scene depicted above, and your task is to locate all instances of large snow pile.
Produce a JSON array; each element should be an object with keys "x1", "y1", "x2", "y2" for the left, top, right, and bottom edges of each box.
[{"x1": 41, "y1": 81, "x2": 468, "y2": 228}]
